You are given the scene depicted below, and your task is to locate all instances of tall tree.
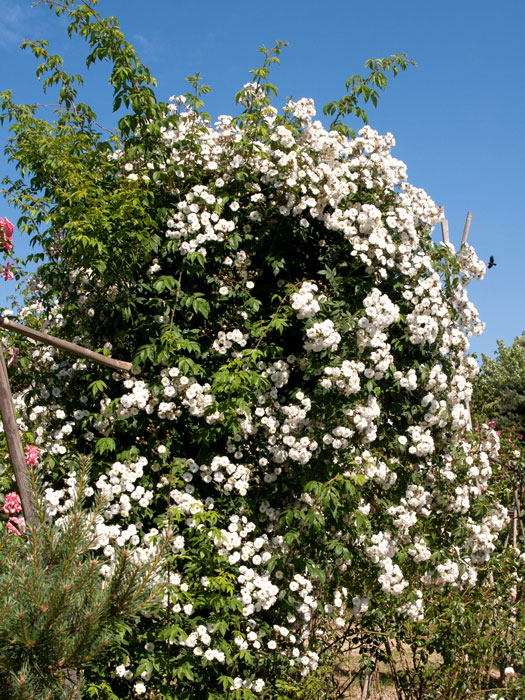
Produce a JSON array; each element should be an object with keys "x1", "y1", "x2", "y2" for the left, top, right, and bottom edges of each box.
[{"x1": 471, "y1": 332, "x2": 525, "y2": 438}]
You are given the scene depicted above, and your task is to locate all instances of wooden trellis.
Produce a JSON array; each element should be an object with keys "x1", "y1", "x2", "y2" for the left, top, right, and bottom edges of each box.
[
  {"x1": 0, "y1": 315, "x2": 132, "y2": 524},
  {"x1": 439, "y1": 207, "x2": 472, "y2": 248}
]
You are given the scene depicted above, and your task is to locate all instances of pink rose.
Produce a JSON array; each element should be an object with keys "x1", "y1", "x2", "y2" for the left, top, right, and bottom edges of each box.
[
  {"x1": 0, "y1": 217, "x2": 14, "y2": 252},
  {"x1": 6, "y1": 516, "x2": 25, "y2": 536},
  {"x1": 1, "y1": 262, "x2": 14, "y2": 281},
  {"x1": 25, "y1": 445, "x2": 40, "y2": 467},
  {"x1": 3, "y1": 491, "x2": 22, "y2": 514},
  {"x1": 6, "y1": 347, "x2": 18, "y2": 367}
]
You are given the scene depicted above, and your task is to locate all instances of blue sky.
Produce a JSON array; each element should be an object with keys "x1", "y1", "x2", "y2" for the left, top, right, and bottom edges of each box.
[{"x1": 0, "y1": 0, "x2": 523, "y2": 358}]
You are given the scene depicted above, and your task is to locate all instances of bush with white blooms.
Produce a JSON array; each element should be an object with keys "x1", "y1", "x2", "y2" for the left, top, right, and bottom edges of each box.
[{"x1": 1, "y1": 1, "x2": 523, "y2": 698}]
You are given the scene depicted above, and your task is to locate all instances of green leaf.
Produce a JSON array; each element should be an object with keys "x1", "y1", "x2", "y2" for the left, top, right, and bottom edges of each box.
[
  {"x1": 88, "y1": 379, "x2": 108, "y2": 397},
  {"x1": 95, "y1": 437, "x2": 116, "y2": 455}
]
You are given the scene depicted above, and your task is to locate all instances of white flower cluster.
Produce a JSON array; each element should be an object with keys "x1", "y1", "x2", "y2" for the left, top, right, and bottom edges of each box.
[
  {"x1": 346, "y1": 396, "x2": 381, "y2": 443},
  {"x1": 407, "y1": 424, "x2": 435, "y2": 456},
  {"x1": 434, "y1": 559, "x2": 460, "y2": 586},
  {"x1": 388, "y1": 485, "x2": 432, "y2": 537},
  {"x1": 366, "y1": 531, "x2": 408, "y2": 596},
  {"x1": 291, "y1": 281, "x2": 323, "y2": 319},
  {"x1": 304, "y1": 319, "x2": 341, "y2": 352},
  {"x1": 95, "y1": 456, "x2": 152, "y2": 515},
  {"x1": 408, "y1": 538, "x2": 432, "y2": 563},
  {"x1": 118, "y1": 379, "x2": 150, "y2": 416},
  {"x1": 321, "y1": 360, "x2": 364, "y2": 395},
  {"x1": 394, "y1": 368, "x2": 418, "y2": 391},
  {"x1": 166, "y1": 184, "x2": 236, "y2": 256},
  {"x1": 212, "y1": 328, "x2": 248, "y2": 354},
  {"x1": 466, "y1": 505, "x2": 509, "y2": 563},
  {"x1": 239, "y1": 567, "x2": 280, "y2": 614},
  {"x1": 397, "y1": 589, "x2": 424, "y2": 622},
  {"x1": 198, "y1": 455, "x2": 251, "y2": 495},
  {"x1": 288, "y1": 572, "x2": 318, "y2": 622},
  {"x1": 322, "y1": 425, "x2": 354, "y2": 451},
  {"x1": 344, "y1": 450, "x2": 398, "y2": 489},
  {"x1": 284, "y1": 97, "x2": 317, "y2": 126},
  {"x1": 351, "y1": 594, "x2": 370, "y2": 617},
  {"x1": 362, "y1": 287, "x2": 400, "y2": 330},
  {"x1": 169, "y1": 488, "x2": 205, "y2": 516},
  {"x1": 115, "y1": 370, "x2": 215, "y2": 422},
  {"x1": 229, "y1": 677, "x2": 265, "y2": 694},
  {"x1": 180, "y1": 624, "x2": 225, "y2": 662},
  {"x1": 404, "y1": 272, "x2": 443, "y2": 346},
  {"x1": 457, "y1": 244, "x2": 486, "y2": 286}
]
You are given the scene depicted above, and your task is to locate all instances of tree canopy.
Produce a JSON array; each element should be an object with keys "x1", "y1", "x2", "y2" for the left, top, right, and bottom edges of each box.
[{"x1": 471, "y1": 332, "x2": 525, "y2": 438}]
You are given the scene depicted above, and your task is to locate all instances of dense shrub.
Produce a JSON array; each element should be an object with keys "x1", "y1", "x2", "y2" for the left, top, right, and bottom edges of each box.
[{"x1": 1, "y1": 1, "x2": 523, "y2": 698}]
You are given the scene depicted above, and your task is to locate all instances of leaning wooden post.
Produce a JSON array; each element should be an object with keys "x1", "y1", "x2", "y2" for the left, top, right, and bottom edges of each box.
[
  {"x1": 0, "y1": 342, "x2": 36, "y2": 524},
  {"x1": 461, "y1": 211, "x2": 472, "y2": 247},
  {"x1": 0, "y1": 316, "x2": 133, "y2": 372},
  {"x1": 0, "y1": 315, "x2": 133, "y2": 525},
  {"x1": 439, "y1": 206, "x2": 450, "y2": 245}
]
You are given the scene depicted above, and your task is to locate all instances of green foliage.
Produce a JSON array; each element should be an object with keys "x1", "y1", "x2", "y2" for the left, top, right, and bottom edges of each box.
[
  {"x1": 471, "y1": 332, "x2": 525, "y2": 438},
  {"x1": 323, "y1": 53, "x2": 417, "y2": 137}
]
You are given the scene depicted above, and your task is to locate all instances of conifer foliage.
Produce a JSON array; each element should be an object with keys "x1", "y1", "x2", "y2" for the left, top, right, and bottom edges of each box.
[{"x1": 0, "y1": 459, "x2": 167, "y2": 700}]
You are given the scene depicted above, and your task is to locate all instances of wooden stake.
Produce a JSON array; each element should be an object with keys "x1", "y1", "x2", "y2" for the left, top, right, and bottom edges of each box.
[
  {"x1": 0, "y1": 343, "x2": 36, "y2": 524},
  {"x1": 461, "y1": 212, "x2": 472, "y2": 247},
  {"x1": 439, "y1": 206, "x2": 450, "y2": 245},
  {"x1": 465, "y1": 401, "x2": 472, "y2": 430},
  {"x1": 360, "y1": 672, "x2": 370, "y2": 700},
  {"x1": 0, "y1": 316, "x2": 132, "y2": 372},
  {"x1": 441, "y1": 219, "x2": 449, "y2": 245}
]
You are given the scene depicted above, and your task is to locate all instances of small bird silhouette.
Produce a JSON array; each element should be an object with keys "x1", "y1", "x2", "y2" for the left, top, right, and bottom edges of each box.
[{"x1": 488, "y1": 256, "x2": 496, "y2": 269}]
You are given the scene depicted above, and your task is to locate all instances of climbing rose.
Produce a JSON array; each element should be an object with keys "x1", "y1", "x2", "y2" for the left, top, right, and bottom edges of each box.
[
  {"x1": 25, "y1": 445, "x2": 40, "y2": 466},
  {"x1": 6, "y1": 347, "x2": 18, "y2": 367},
  {"x1": 2, "y1": 491, "x2": 22, "y2": 514},
  {"x1": 6, "y1": 516, "x2": 25, "y2": 536},
  {"x1": 1, "y1": 261, "x2": 14, "y2": 280},
  {"x1": 0, "y1": 217, "x2": 14, "y2": 251}
]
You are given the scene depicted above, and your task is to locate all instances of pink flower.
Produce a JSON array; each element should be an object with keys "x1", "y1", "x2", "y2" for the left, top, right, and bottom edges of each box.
[
  {"x1": 25, "y1": 445, "x2": 40, "y2": 467},
  {"x1": 3, "y1": 491, "x2": 22, "y2": 514},
  {"x1": 6, "y1": 516, "x2": 25, "y2": 536},
  {"x1": 1, "y1": 262, "x2": 14, "y2": 281},
  {"x1": 6, "y1": 347, "x2": 18, "y2": 367},
  {"x1": 0, "y1": 217, "x2": 14, "y2": 252}
]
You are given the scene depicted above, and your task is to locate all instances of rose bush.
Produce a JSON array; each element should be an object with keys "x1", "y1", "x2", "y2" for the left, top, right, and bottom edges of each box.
[{"x1": 0, "y1": 1, "x2": 523, "y2": 698}]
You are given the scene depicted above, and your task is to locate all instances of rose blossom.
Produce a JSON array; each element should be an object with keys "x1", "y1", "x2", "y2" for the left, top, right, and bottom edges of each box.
[
  {"x1": 6, "y1": 516, "x2": 25, "y2": 536},
  {"x1": 3, "y1": 492, "x2": 22, "y2": 514},
  {"x1": 0, "y1": 217, "x2": 14, "y2": 251},
  {"x1": 25, "y1": 445, "x2": 40, "y2": 466}
]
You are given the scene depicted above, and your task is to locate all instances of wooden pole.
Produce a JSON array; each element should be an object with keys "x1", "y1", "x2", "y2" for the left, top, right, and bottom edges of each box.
[
  {"x1": 461, "y1": 211, "x2": 472, "y2": 247},
  {"x1": 0, "y1": 343, "x2": 36, "y2": 524},
  {"x1": 439, "y1": 206, "x2": 450, "y2": 245},
  {"x1": 0, "y1": 317, "x2": 132, "y2": 372}
]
